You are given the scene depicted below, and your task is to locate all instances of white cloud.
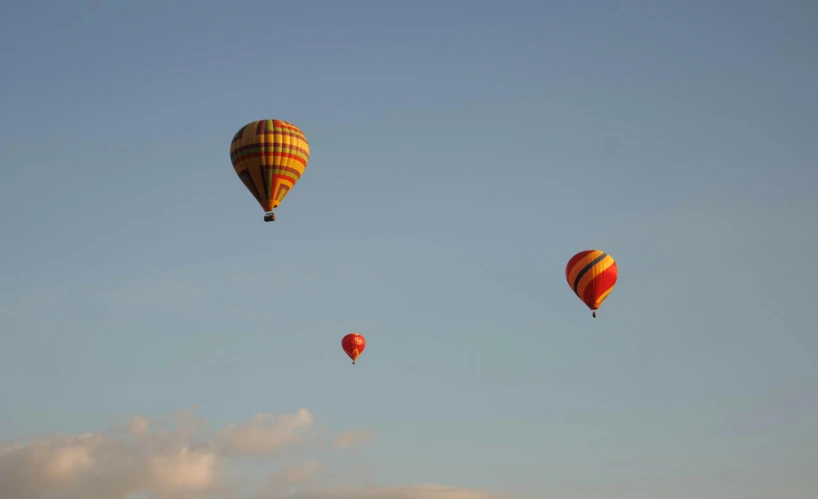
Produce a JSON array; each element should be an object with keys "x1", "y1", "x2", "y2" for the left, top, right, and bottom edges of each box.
[
  {"x1": 332, "y1": 429, "x2": 375, "y2": 449},
  {"x1": 128, "y1": 416, "x2": 151, "y2": 435},
  {"x1": 148, "y1": 446, "x2": 219, "y2": 492},
  {"x1": 283, "y1": 484, "x2": 505, "y2": 499},
  {"x1": 216, "y1": 408, "x2": 316, "y2": 458},
  {"x1": 0, "y1": 408, "x2": 506, "y2": 499}
]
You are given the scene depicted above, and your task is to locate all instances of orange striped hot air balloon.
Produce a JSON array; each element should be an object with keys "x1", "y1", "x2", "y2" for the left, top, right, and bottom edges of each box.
[
  {"x1": 565, "y1": 250, "x2": 618, "y2": 318},
  {"x1": 229, "y1": 119, "x2": 310, "y2": 222},
  {"x1": 341, "y1": 333, "x2": 366, "y2": 365}
]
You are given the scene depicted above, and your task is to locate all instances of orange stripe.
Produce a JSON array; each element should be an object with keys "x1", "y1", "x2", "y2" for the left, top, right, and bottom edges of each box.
[{"x1": 566, "y1": 250, "x2": 604, "y2": 289}]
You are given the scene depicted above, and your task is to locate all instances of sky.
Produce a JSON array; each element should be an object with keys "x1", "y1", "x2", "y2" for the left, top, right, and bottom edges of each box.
[{"x1": 1, "y1": 0, "x2": 817, "y2": 497}]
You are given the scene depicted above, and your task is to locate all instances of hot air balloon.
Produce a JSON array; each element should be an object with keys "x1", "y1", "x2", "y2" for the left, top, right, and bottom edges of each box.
[
  {"x1": 565, "y1": 249, "x2": 618, "y2": 318},
  {"x1": 229, "y1": 119, "x2": 310, "y2": 222},
  {"x1": 341, "y1": 333, "x2": 366, "y2": 365}
]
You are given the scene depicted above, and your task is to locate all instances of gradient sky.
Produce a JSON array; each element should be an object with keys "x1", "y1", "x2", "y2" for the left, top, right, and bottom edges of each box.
[{"x1": 1, "y1": 1, "x2": 817, "y2": 497}]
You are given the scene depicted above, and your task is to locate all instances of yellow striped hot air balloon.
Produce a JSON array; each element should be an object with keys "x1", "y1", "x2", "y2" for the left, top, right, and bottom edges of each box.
[
  {"x1": 229, "y1": 119, "x2": 310, "y2": 222},
  {"x1": 565, "y1": 249, "x2": 618, "y2": 318}
]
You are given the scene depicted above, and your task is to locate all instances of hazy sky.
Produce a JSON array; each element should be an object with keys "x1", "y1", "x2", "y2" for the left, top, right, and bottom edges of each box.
[{"x1": 1, "y1": 1, "x2": 816, "y2": 498}]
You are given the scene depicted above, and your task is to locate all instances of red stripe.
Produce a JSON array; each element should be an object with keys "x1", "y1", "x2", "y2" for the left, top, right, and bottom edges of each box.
[
  {"x1": 233, "y1": 151, "x2": 307, "y2": 167},
  {"x1": 243, "y1": 121, "x2": 306, "y2": 140},
  {"x1": 565, "y1": 250, "x2": 595, "y2": 282},
  {"x1": 231, "y1": 142, "x2": 309, "y2": 156},
  {"x1": 582, "y1": 263, "x2": 618, "y2": 309},
  {"x1": 273, "y1": 166, "x2": 302, "y2": 178},
  {"x1": 275, "y1": 184, "x2": 290, "y2": 200},
  {"x1": 273, "y1": 120, "x2": 304, "y2": 133},
  {"x1": 262, "y1": 130, "x2": 306, "y2": 141}
]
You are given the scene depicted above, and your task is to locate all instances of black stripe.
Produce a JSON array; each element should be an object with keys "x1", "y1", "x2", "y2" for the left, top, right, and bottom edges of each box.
[
  {"x1": 258, "y1": 165, "x2": 270, "y2": 200},
  {"x1": 231, "y1": 125, "x2": 248, "y2": 144},
  {"x1": 573, "y1": 252, "x2": 608, "y2": 294},
  {"x1": 238, "y1": 170, "x2": 262, "y2": 205}
]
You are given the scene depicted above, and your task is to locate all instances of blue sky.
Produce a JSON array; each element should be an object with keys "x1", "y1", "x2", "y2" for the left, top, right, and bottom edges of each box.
[{"x1": 1, "y1": 1, "x2": 816, "y2": 497}]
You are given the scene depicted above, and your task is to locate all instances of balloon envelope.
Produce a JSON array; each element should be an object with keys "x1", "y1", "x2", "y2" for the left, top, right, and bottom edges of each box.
[
  {"x1": 565, "y1": 249, "x2": 618, "y2": 316},
  {"x1": 229, "y1": 119, "x2": 310, "y2": 217},
  {"x1": 341, "y1": 333, "x2": 366, "y2": 364}
]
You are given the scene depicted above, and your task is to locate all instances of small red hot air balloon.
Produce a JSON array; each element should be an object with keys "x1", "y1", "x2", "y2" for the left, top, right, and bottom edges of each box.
[
  {"x1": 341, "y1": 333, "x2": 366, "y2": 365},
  {"x1": 565, "y1": 249, "x2": 618, "y2": 318}
]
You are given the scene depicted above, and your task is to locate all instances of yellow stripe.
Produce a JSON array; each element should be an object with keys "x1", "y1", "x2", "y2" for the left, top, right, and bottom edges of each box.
[
  {"x1": 274, "y1": 125, "x2": 309, "y2": 208},
  {"x1": 275, "y1": 126, "x2": 290, "y2": 209},
  {"x1": 259, "y1": 121, "x2": 270, "y2": 207},
  {"x1": 283, "y1": 127, "x2": 299, "y2": 206},
  {"x1": 566, "y1": 250, "x2": 604, "y2": 287},
  {"x1": 593, "y1": 286, "x2": 615, "y2": 309},
  {"x1": 576, "y1": 255, "x2": 616, "y2": 300}
]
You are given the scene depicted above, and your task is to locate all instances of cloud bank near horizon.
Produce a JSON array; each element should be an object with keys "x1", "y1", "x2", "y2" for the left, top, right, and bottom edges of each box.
[{"x1": 0, "y1": 407, "x2": 504, "y2": 499}]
